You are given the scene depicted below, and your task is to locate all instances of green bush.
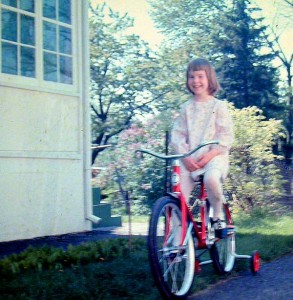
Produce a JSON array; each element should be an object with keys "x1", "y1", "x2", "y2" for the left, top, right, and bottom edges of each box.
[
  {"x1": 0, "y1": 238, "x2": 159, "y2": 300},
  {"x1": 225, "y1": 105, "x2": 286, "y2": 212},
  {"x1": 0, "y1": 238, "x2": 145, "y2": 275}
]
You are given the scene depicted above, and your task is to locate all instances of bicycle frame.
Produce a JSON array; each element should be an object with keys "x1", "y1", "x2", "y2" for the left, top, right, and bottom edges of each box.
[
  {"x1": 170, "y1": 158, "x2": 233, "y2": 250},
  {"x1": 170, "y1": 159, "x2": 209, "y2": 249},
  {"x1": 136, "y1": 141, "x2": 235, "y2": 249}
]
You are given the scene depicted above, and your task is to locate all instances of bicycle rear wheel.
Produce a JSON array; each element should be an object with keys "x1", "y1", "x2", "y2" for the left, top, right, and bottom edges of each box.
[
  {"x1": 148, "y1": 196, "x2": 195, "y2": 299},
  {"x1": 209, "y1": 204, "x2": 236, "y2": 274}
]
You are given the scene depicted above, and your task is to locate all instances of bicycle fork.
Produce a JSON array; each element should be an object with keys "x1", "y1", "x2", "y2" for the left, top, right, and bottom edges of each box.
[{"x1": 171, "y1": 159, "x2": 188, "y2": 246}]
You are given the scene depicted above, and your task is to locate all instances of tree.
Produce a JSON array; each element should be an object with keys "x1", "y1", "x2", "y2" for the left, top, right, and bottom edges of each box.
[
  {"x1": 147, "y1": 0, "x2": 227, "y2": 107},
  {"x1": 213, "y1": 0, "x2": 280, "y2": 113},
  {"x1": 149, "y1": 0, "x2": 281, "y2": 115},
  {"x1": 281, "y1": 0, "x2": 293, "y2": 8},
  {"x1": 93, "y1": 116, "x2": 170, "y2": 215},
  {"x1": 259, "y1": 0, "x2": 293, "y2": 161},
  {"x1": 89, "y1": 4, "x2": 162, "y2": 164},
  {"x1": 266, "y1": 30, "x2": 293, "y2": 161}
]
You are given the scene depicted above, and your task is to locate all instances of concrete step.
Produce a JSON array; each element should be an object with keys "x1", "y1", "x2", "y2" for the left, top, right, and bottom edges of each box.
[
  {"x1": 93, "y1": 215, "x2": 122, "y2": 228},
  {"x1": 92, "y1": 187, "x2": 122, "y2": 228},
  {"x1": 92, "y1": 187, "x2": 102, "y2": 205},
  {"x1": 93, "y1": 202, "x2": 111, "y2": 218}
]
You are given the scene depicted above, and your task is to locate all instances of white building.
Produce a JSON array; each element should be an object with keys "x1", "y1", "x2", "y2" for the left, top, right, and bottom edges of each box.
[{"x1": 0, "y1": 0, "x2": 99, "y2": 242}]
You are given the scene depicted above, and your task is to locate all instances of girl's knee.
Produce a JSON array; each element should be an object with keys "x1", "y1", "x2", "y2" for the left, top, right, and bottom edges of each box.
[
  {"x1": 204, "y1": 172, "x2": 221, "y2": 188},
  {"x1": 204, "y1": 170, "x2": 223, "y2": 199}
]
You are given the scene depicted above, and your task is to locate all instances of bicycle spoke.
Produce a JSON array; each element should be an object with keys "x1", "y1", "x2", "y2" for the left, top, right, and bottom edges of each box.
[{"x1": 148, "y1": 197, "x2": 195, "y2": 298}]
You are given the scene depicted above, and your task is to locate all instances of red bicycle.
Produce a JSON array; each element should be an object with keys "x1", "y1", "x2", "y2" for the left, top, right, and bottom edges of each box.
[{"x1": 136, "y1": 141, "x2": 260, "y2": 299}]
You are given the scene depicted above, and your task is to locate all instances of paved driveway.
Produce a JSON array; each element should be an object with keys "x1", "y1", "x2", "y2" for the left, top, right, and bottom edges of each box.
[{"x1": 191, "y1": 254, "x2": 293, "y2": 300}]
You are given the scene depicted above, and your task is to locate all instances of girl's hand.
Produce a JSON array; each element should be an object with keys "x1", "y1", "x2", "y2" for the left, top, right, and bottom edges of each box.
[
  {"x1": 197, "y1": 149, "x2": 221, "y2": 168},
  {"x1": 182, "y1": 157, "x2": 201, "y2": 172}
]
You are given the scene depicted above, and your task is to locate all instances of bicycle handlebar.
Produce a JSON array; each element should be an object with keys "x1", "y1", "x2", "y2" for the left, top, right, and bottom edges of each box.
[{"x1": 135, "y1": 140, "x2": 219, "y2": 160}]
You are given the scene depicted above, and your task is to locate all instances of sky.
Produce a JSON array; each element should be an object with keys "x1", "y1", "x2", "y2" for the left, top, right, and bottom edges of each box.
[
  {"x1": 91, "y1": 0, "x2": 292, "y2": 56},
  {"x1": 90, "y1": 0, "x2": 163, "y2": 48}
]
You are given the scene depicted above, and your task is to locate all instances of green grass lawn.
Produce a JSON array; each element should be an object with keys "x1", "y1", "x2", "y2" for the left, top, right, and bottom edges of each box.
[
  {"x1": 1, "y1": 209, "x2": 293, "y2": 299},
  {"x1": 122, "y1": 214, "x2": 150, "y2": 223},
  {"x1": 235, "y1": 209, "x2": 293, "y2": 261}
]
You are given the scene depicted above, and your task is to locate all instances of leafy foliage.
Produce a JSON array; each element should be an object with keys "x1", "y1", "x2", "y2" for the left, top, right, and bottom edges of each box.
[
  {"x1": 0, "y1": 238, "x2": 145, "y2": 275},
  {"x1": 0, "y1": 238, "x2": 159, "y2": 300},
  {"x1": 94, "y1": 104, "x2": 285, "y2": 214},
  {"x1": 225, "y1": 104, "x2": 286, "y2": 211},
  {"x1": 213, "y1": 1, "x2": 280, "y2": 113},
  {"x1": 89, "y1": 4, "x2": 163, "y2": 163},
  {"x1": 94, "y1": 114, "x2": 173, "y2": 215}
]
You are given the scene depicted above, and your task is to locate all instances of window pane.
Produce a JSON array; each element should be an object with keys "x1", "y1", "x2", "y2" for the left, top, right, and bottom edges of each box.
[
  {"x1": 2, "y1": 9, "x2": 17, "y2": 42},
  {"x1": 60, "y1": 55, "x2": 72, "y2": 84},
  {"x1": 21, "y1": 46, "x2": 35, "y2": 77},
  {"x1": 59, "y1": 0, "x2": 71, "y2": 24},
  {"x1": 2, "y1": 0, "x2": 17, "y2": 7},
  {"x1": 21, "y1": 15, "x2": 35, "y2": 46},
  {"x1": 43, "y1": 0, "x2": 56, "y2": 20},
  {"x1": 44, "y1": 52, "x2": 57, "y2": 82},
  {"x1": 20, "y1": 0, "x2": 35, "y2": 12},
  {"x1": 59, "y1": 26, "x2": 71, "y2": 55},
  {"x1": 43, "y1": 21, "x2": 56, "y2": 51},
  {"x1": 2, "y1": 42, "x2": 17, "y2": 75}
]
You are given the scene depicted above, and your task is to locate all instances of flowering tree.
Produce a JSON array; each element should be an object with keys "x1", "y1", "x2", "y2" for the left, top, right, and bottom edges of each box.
[{"x1": 94, "y1": 114, "x2": 171, "y2": 215}]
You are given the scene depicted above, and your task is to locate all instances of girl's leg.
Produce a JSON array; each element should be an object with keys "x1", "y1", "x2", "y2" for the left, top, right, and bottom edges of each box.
[
  {"x1": 204, "y1": 169, "x2": 224, "y2": 221},
  {"x1": 180, "y1": 164, "x2": 195, "y2": 203}
]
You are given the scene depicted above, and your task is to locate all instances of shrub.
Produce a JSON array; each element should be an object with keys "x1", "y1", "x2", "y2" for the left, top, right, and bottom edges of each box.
[
  {"x1": 225, "y1": 104, "x2": 286, "y2": 212},
  {"x1": 0, "y1": 238, "x2": 145, "y2": 275}
]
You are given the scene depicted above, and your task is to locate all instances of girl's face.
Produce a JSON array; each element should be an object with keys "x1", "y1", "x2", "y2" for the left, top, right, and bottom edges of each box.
[{"x1": 187, "y1": 70, "x2": 210, "y2": 98}]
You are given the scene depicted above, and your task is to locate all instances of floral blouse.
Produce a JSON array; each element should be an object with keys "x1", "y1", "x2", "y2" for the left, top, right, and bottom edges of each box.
[{"x1": 170, "y1": 98, "x2": 234, "y2": 177}]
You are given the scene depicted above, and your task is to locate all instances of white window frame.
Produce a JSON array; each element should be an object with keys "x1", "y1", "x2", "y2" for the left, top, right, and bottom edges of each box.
[{"x1": 0, "y1": 0, "x2": 78, "y2": 94}]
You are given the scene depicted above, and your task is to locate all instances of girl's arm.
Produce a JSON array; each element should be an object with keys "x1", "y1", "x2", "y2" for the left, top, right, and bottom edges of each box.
[
  {"x1": 171, "y1": 104, "x2": 202, "y2": 172},
  {"x1": 170, "y1": 105, "x2": 189, "y2": 154},
  {"x1": 212, "y1": 101, "x2": 234, "y2": 152},
  {"x1": 196, "y1": 101, "x2": 233, "y2": 168}
]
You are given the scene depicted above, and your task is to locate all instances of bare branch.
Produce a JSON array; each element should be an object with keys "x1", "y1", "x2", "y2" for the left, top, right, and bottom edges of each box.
[{"x1": 282, "y1": 0, "x2": 293, "y2": 8}]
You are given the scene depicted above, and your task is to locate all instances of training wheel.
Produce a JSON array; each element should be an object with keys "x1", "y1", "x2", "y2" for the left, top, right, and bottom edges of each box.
[{"x1": 250, "y1": 250, "x2": 260, "y2": 275}]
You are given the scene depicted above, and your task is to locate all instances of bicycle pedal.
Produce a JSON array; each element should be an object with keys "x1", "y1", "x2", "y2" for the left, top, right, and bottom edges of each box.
[
  {"x1": 215, "y1": 228, "x2": 228, "y2": 239},
  {"x1": 227, "y1": 225, "x2": 236, "y2": 233}
]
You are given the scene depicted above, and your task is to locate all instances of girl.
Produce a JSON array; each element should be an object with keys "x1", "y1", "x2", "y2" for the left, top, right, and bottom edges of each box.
[{"x1": 170, "y1": 58, "x2": 234, "y2": 230}]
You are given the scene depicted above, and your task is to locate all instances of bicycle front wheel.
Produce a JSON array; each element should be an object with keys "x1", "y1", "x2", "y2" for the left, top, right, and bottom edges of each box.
[
  {"x1": 148, "y1": 196, "x2": 195, "y2": 299},
  {"x1": 209, "y1": 204, "x2": 236, "y2": 274}
]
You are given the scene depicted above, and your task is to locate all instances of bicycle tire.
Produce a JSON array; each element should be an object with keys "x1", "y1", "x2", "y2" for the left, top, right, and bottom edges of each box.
[
  {"x1": 209, "y1": 204, "x2": 236, "y2": 274},
  {"x1": 148, "y1": 196, "x2": 195, "y2": 299}
]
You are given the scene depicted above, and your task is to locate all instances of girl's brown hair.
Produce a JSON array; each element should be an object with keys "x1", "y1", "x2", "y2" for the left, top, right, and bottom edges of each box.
[{"x1": 186, "y1": 58, "x2": 220, "y2": 95}]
